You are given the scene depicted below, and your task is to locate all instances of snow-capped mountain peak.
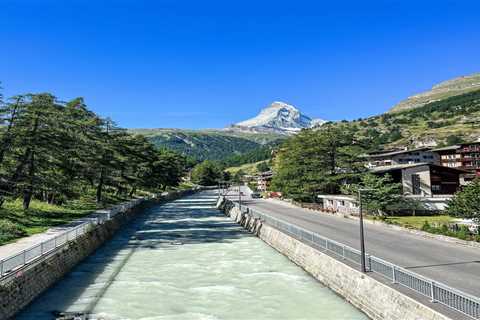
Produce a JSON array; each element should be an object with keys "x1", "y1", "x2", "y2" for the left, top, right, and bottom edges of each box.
[{"x1": 231, "y1": 101, "x2": 325, "y2": 134}]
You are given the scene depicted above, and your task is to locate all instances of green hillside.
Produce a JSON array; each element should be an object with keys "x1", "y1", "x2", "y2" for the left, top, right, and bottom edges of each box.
[
  {"x1": 130, "y1": 128, "x2": 283, "y2": 161},
  {"x1": 226, "y1": 160, "x2": 268, "y2": 175},
  {"x1": 336, "y1": 89, "x2": 480, "y2": 150},
  {"x1": 220, "y1": 140, "x2": 281, "y2": 167},
  {"x1": 389, "y1": 73, "x2": 480, "y2": 113}
]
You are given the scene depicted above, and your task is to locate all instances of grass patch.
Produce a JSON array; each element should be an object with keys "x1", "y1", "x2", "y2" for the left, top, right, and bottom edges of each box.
[
  {"x1": 381, "y1": 215, "x2": 456, "y2": 229},
  {"x1": 369, "y1": 215, "x2": 479, "y2": 242},
  {"x1": 226, "y1": 160, "x2": 267, "y2": 175},
  {"x1": 0, "y1": 192, "x2": 132, "y2": 246}
]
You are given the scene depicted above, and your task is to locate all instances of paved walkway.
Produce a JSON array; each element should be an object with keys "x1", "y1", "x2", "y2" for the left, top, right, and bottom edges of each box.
[{"x1": 0, "y1": 210, "x2": 107, "y2": 261}]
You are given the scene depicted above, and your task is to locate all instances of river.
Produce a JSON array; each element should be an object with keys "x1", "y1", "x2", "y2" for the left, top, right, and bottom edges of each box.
[{"x1": 18, "y1": 190, "x2": 367, "y2": 320}]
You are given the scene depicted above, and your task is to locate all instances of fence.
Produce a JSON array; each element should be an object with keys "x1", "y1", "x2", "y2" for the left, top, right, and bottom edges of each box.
[
  {"x1": 232, "y1": 201, "x2": 480, "y2": 319},
  {"x1": 0, "y1": 198, "x2": 145, "y2": 279}
]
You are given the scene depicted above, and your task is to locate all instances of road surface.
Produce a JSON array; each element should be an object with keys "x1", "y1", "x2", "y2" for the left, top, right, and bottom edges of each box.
[{"x1": 224, "y1": 187, "x2": 480, "y2": 297}]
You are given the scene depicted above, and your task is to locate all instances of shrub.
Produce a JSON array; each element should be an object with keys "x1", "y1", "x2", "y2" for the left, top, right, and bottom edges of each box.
[
  {"x1": 0, "y1": 220, "x2": 27, "y2": 244},
  {"x1": 440, "y1": 224, "x2": 449, "y2": 234},
  {"x1": 421, "y1": 221, "x2": 431, "y2": 232},
  {"x1": 457, "y1": 225, "x2": 471, "y2": 240}
]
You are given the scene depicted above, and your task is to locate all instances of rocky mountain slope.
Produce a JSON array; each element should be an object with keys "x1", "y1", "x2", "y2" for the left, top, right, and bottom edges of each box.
[
  {"x1": 230, "y1": 101, "x2": 325, "y2": 134},
  {"x1": 389, "y1": 73, "x2": 480, "y2": 113}
]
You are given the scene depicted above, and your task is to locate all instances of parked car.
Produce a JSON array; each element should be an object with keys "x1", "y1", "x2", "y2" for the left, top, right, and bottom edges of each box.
[{"x1": 251, "y1": 192, "x2": 262, "y2": 198}]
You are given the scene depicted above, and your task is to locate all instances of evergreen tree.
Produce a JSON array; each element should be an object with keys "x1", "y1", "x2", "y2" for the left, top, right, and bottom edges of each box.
[
  {"x1": 271, "y1": 124, "x2": 364, "y2": 201},
  {"x1": 191, "y1": 161, "x2": 223, "y2": 186},
  {"x1": 446, "y1": 179, "x2": 480, "y2": 223},
  {"x1": 342, "y1": 173, "x2": 402, "y2": 216},
  {"x1": 0, "y1": 91, "x2": 187, "y2": 209},
  {"x1": 256, "y1": 161, "x2": 270, "y2": 173}
]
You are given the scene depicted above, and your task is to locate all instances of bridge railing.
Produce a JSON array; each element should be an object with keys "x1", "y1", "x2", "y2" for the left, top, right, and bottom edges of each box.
[
  {"x1": 0, "y1": 198, "x2": 145, "y2": 279},
  {"x1": 232, "y1": 201, "x2": 480, "y2": 319}
]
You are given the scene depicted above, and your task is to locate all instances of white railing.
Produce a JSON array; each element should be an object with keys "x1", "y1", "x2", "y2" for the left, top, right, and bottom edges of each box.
[
  {"x1": 0, "y1": 198, "x2": 145, "y2": 279},
  {"x1": 231, "y1": 201, "x2": 480, "y2": 319}
]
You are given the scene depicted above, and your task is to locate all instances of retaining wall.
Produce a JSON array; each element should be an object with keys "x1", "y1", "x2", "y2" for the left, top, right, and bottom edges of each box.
[
  {"x1": 218, "y1": 198, "x2": 452, "y2": 320},
  {"x1": 0, "y1": 189, "x2": 196, "y2": 320}
]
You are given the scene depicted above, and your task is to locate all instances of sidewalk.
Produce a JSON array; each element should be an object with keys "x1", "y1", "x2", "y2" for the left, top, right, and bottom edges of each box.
[{"x1": 0, "y1": 209, "x2": 107, "y2": 261}]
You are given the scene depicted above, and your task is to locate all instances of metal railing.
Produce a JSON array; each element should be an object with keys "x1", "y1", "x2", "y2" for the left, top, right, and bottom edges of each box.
[
  {"x1": 231, "y1": 201, "x2": 480, "y2": 319},
  {"x1": 0, "y1": 198, "x2": 145, "y2": 279}
]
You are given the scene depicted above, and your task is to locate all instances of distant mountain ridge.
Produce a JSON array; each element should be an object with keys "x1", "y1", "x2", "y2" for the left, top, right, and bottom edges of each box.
[
  {"x1": 229, "y1": 101, "x2": 326, "y2": 134},
  {"x1": 130, "y1": 128, "x2": 284, "y2": 161},
  {"x1": 131, "y1": 101, "x2": 323, "y2": 160},
  {"x1": 389, "y1": 73, "x2": 480, "y2": 113}
]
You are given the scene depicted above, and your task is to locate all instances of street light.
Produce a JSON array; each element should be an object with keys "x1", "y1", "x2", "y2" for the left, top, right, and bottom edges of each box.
[
  {"x1": 238, "y1": 184, "x2": 242, "y2": 211},
  {"x1": 357, "y1": 188, "x2": 373, "y2": 273}
]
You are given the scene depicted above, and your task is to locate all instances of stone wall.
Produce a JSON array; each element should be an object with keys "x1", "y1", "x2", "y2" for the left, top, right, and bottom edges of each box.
[
  {"x1": 218, "y1": 198, "x2": 452, "y2": 320},
  {"x1": 0, "y1": 189, "x2": 196, "y2": 320}
]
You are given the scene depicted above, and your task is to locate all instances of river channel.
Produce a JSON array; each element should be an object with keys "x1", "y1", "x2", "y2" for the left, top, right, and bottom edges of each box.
[{"x1": 18, "y1": 190, "x2": 367, "y2": 320}]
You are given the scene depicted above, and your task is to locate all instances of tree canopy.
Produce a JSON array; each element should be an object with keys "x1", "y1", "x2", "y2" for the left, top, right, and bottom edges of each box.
[
  {"x1": 271, "y1": 124, "x2": 365, "y2": 201},
  {"x1": 190, "y1": 160, "x2": 223, "y2": 186},
  {"x1": 446, "y1": 179, "x2": 480, "y2": 223},
  {"x1": 0, "y1": 92, "x2": 186, "y2": 209},
  {"x1": 342, "y1": 173, "x2": 403, "y2": 216},
  {"x1": 256, "y1": 161, "x2": 270, "y2": 173}
]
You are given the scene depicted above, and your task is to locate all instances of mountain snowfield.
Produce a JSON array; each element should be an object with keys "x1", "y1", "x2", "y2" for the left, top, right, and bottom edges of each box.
[{"x1": 231, "y1": 101, "x2": 326, "y2": 134}]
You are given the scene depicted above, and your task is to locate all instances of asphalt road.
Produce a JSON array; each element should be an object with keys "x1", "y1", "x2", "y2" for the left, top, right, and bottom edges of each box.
[{"x1": 224, "y1": 187, "x2": 480, "y2": 298}]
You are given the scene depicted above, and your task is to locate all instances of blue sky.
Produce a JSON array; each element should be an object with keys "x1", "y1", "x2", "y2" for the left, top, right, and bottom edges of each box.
[{"x1": 1, "y1": 0, "x2": 479, "y2": 129}]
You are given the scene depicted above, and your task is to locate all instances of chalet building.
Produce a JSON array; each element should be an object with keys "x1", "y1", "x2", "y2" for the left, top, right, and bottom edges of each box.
[
  {"x1": 365, "y1": 147, "x2": 439, "y2": 168},
  {"x1": 256, "y1": 171, "x2": 273, "y2": 192},
  {"x1": 318, "y1": 163, "x2": 466, "y2": 214},
  {"x1": 317, "y1": 195, "x2": 358, "y2": 215},
  {"x1": 433, "y1": 142, "x2": 480, "y2": 178},
  {"x1": 370, "y1": 163, "x2": 465, "y2": 196}
]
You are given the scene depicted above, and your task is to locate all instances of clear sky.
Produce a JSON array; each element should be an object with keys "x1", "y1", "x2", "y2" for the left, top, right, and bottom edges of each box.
[{"x1": 1, "y1": 0, "x2": 479, "y2": 129}]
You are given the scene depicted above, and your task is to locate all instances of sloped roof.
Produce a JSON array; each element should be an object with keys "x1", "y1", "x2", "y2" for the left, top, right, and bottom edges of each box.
[
  {"x1": 367, "y1": 147, "x2": 432, "y2": 158},
  {"x1": 370, "y1": 163, "x2": 468, "y2": 174},
  {"x1": 432, "y1": 145, "x2": 460, "y2": 152}
]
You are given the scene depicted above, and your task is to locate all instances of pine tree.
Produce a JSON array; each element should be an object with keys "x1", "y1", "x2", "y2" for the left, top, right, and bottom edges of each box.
[{"x1": 271, "y1": 125, "x2": 364, "y2": 201}]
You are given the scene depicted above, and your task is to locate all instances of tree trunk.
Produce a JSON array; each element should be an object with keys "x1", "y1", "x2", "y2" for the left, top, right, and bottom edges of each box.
[
  {"x1": 129, "y1": 186, "x2": 136, "y2": 198},
  {"x1": 11, "y1": 147, "x2": 31, "y2": 184},
  {"x1": 23, "y1": 151, "x2": 35, "y2": 210},
  {"x1": 47, "y1": 193, "x2": 55, "y2": 205},
  {"x1": 11, "y1": 115, "x2": 39, "y2": 188},
  {"x1": 96, "y1": 168, "x2": 104, "y2": 203}
]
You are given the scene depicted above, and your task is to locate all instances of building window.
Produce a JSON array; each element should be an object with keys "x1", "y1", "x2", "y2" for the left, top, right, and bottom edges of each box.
[{"x1": 432, "y1": 185, "x2": 441, "y2": 192}]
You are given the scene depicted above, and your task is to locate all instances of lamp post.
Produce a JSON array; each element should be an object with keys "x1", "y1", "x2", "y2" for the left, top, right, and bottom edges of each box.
[
  {"x1": 238, "y1": 184, "x2": 242, "y2": 211},
  {"x1": 357, "y1": 188, "x2": 373, "y2": 273}
]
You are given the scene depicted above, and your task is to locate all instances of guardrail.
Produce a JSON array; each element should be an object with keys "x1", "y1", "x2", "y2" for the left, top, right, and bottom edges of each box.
[
  {"x1": 231, "y1": 201, "x2": 480, "y2": 319},
  {"x1": 0, "y1": 198, "x2": 145, "y2": 279}
]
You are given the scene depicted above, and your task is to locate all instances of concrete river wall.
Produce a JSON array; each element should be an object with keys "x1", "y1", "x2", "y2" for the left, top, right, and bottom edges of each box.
[
  {"x1": 217, "y1": 198, "x2": 452, "y2": 320},
  {"x1": 0, "y1": 189, "x2": 196, "y2": 320}
]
